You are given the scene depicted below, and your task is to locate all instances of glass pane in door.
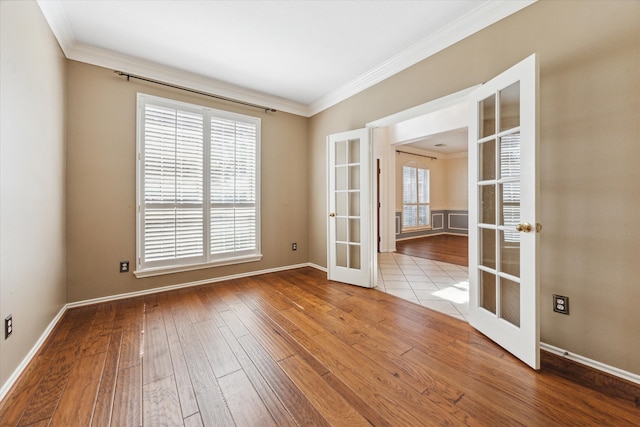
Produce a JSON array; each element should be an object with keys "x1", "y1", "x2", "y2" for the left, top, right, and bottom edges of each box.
[
  {"x1": 479, "y1": 185, "x2": 496, "y2": 224},
  {"x1": 349, "y1": 245, "x2": 360, "y2": 269},
  {"x1": 500, "y1": 277, "x2": 520, "y2": 327},
  {"x1": 336, "y1": 218, "x2": 347, "y2": 242},
  {"x1": 480, "y1": 139, "x2": 496, "y2": 181},
  {"x1": 336, "y1": 243, "x2": 347, "y2": 268},
  {"x1": 500, "y1": 230, "x2": 520, "y2": 277},
  {"x1": 349, "y1": 139, "x2": 360, "y2": 163},
  {"x1": 480, "y1": 228, "x2": 496, "y2": 269},
  {"x1": 336, "y1": 141, "x2": 347, "y2": 165},
  {"x1": 499, "y1": 182, "x2": 520, "y2": 226},
  {"x1": 500, "y1": 133, "x2": 520, "y2": 177},
  {"x1": 481, "y1": 270, "x2": 497, "y2": 314},
  {"x1": 500, "y1": 82, "x2": 520, "y2": 132},
  {"x1": 480, "y1": 95, "x2": 496, "y2": 138}
]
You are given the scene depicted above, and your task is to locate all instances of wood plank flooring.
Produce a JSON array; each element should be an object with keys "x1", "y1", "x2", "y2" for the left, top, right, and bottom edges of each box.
[
  {"x1": 1, "y1": 267, "x2": 638, "y2": 426},
  {"x1": 396, "y1": 234, "x2": 468, "y2": 266}
]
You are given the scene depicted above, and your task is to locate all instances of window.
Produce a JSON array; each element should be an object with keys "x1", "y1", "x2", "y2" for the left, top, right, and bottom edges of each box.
[
  {"x1": 402, "y1": 165, "x2": 430, "y2": 229},
  {"x1": 136, "y1": 94, "x2": 261, "y2": 277}
]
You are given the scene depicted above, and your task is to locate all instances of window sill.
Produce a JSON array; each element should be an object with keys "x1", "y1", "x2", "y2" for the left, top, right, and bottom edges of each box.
[{"x1": 134, "y1": 253, "x2": 263, "y2": 278}]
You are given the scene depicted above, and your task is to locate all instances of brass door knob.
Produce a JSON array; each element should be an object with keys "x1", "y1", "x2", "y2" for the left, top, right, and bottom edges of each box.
[{"x1": 516, "y1": 222, "x2": 532, "y2": 232}]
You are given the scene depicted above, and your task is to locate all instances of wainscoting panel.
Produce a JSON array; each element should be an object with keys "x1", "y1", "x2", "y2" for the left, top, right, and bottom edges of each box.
[
  {"x1": 395, "y1": 210, "x2": 468, "y2": 240},
  {"x1": 448, "y1": 212, "x2": 469, "y2": 231}
]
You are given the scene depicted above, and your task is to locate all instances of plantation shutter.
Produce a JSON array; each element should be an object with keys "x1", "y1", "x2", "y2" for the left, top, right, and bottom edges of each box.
[
  {"x1": 402, "y1": 166, "x2": 417, "y2": 228},
  {"x1": 137, "y1": 94, "x2": 261, "y2": 275},
  {"x1": 210, "y1": 117, "x2": 258, "y2": 256},
  {"x1": 143, "y1": 104, "x2": 204, "y2": 263},
  {"x1": 402, "y1": 165, "x2": 430, "y2": 229},
  {"x1": 418, "y1": 168, "x2": 430, "y2": 226}
]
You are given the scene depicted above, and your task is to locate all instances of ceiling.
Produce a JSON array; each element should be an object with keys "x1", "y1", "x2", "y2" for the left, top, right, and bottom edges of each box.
[
  {"x1": 387, "y1": 98, "x2": 469, "y2": 155},
  {"x1": 38, "y1": 0, "x2": 534, "y2": 117}
]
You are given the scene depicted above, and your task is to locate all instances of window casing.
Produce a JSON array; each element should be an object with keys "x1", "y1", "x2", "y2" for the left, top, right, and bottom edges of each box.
[
  {"x1": 136, "y1": 94, "x2": 261, "y2": 277},
  {"x1": 402, "y1": 165, "x2": 430, "y2": 230}
]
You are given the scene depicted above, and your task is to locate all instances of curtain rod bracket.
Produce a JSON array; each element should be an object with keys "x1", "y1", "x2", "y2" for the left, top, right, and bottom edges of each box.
[{"x1": 114, "y1": 71, "x2": 277, "y2": 113}]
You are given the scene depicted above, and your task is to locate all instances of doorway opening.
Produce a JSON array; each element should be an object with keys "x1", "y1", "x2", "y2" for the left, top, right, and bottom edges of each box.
[{"x1": 368, "y1": 86, "x2": 476, "y2": 321}]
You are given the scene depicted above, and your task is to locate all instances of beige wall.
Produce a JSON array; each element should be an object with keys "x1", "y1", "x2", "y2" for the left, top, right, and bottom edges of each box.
[
  {"x1": 66, "y1": 61, "x2": 309, "y2": 302},
  {"x1": 310, "y1": 0, "x2": 640, "y2": 374},
  {"x1": 0, "y1": 1, "x2": 68, "y2": 387},
  {"x1": 445, "y1": 155, "x2": 468, "y2": 210}
]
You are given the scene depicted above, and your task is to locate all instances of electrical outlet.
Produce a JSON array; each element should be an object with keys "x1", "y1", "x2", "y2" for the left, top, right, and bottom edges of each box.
[
  {"x1": 119, "y1": 261, "x2": 129, "y2": 273},
  {"x1": 292, "y1": 242, "x2": 297, "y2": 251},
  {"x1": 5, "y1": 315, "x2": 12, "y2": 339},
  {"x1": 553, "y1": 294, "x2": 569, "y2": 315}
]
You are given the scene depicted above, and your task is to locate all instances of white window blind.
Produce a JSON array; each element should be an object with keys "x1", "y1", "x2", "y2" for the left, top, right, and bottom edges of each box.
[
  {"x1": 137, "y1": 94, "x2": 261, "y2": 276},
  {"x1": 402, "y1": 165, "x2": 430, "y2": 229}
]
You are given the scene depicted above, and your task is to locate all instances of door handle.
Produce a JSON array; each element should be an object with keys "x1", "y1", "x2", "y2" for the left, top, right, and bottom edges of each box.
[
  {"x1": 329, "y1": 212, "x2": 336, "y2": 217},
  {"x1": 515, "y1": 223, "x2": 542, "y2": 233}
]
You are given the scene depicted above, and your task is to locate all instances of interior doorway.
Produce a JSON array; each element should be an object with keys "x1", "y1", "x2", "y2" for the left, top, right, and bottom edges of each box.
[{"x1": 369, "y1": 87, "x2": 475, "y2": 321}]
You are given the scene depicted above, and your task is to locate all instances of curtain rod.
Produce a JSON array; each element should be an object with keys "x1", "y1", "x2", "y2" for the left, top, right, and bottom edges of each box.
[
  {"x1": 114, "y1": 71, "x2": 277, "y2": 113},
  {"x1": 396, "y1": 150, "x2": 437, "y2": 160}
]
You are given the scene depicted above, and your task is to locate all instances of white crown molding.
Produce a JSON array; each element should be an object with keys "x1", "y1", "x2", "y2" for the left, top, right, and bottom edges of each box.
[
  {"x1": 307, "y1": 0, "x2": 536, "y2": 116},
  {"x1": 68, "y1": 43, "x2": 309, "y2": 116},
  {"x1": 36, "y1": 0, "x2": 74, "y2": 57},
  {"x1": 38, "y1": 0, "x2": 535, "y2": 118},
  {"x1": 36, "y1": 1, "x2": 308, "y2": 116}
]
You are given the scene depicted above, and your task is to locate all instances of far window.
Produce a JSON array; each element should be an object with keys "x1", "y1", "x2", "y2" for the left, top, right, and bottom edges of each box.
[{"x1": 402, "y1": 165, "x2": 430, "y2": 229}]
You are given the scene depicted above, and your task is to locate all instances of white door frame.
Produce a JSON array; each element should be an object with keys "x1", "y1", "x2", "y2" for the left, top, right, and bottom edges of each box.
[{"x1": 367, "y1": 85, "x2": 479, "y2": 254}]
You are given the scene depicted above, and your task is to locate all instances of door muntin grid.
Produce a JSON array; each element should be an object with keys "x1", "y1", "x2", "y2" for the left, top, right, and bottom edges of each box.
[
  {"x1": 477, "y1": 82, "x2": 522, "y2": 328},
  {"x1": 334, "y1": 138, "x2": 362, "y2": 270}
]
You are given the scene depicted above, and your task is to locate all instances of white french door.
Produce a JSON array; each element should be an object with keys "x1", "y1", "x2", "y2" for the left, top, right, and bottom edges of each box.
[
  {"x1": 468, "y1": 55, "x2": 540, "y2": 369},
  {"x1": 327, "y1": 128, "x2": 374, "y2": 288}
]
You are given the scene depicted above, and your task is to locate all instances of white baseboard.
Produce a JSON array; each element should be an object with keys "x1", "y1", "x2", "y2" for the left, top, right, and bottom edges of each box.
[
  {"x1": 0, "y1": 262, "x2": 316, "y2": 401},
  {"x1": 307, "y1": 263, "x2": 327, "y2": 273},
  {"x1": 66, "y1": 262, "x2": 314, "y2": 309},
  {"x1": 541, "y1": 342, "x2": 640, "y2": 385},
  {"x1": 0, "y1": 305, "x2": 67, "y2": 401}
]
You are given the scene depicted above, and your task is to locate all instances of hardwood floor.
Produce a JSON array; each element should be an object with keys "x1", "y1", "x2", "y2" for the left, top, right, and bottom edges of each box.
[
  {"x1": 396, "y1": 234, "x2": 468, "y2": 266},
  {"x1": 1, "y1": 267, "x2": 638, "y2": 426}
]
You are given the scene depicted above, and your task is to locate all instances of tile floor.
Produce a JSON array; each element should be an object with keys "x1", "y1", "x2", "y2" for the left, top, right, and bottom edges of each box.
[{"x1": 377, "y1": 252, "x2": 470, "y2": 322}]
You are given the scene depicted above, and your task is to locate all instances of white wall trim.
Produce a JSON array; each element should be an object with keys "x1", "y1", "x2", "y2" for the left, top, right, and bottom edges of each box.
[
  {"x1": 36, "y1": 0, "x2": 74, "y2": 57},
  {"x1": 0, "y1": 262, "x2": 318, "y2": 401},
  {"x1": 309, "y1": 1, "x2": 535, "y2": 116},
  {"x1": 540, "y1": 343, "x2": 640, "y2": 385},
  {"x1": 37, "y1": 1, "x2": 535, "y2": 118},
  {"x1": 0, "y1": 306, "x2": 67, "y2": 402},
  {"x1": 308, "y1": 263, "x2": 328, "y2": 273},
  {"x1": 70, "y1": 43, "x2": 308, "y2": 117}
]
